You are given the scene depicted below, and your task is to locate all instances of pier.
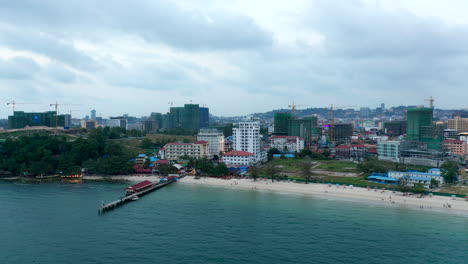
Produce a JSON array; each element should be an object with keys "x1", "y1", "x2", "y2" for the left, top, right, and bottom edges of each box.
[{"x1": 98, "y1": 180, "x2": 174, "y2": 215}]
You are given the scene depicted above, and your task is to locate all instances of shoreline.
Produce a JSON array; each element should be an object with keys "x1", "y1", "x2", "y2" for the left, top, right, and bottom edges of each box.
[{"x1": 82, "y1": 175, "x2": 468, "y2": 216}]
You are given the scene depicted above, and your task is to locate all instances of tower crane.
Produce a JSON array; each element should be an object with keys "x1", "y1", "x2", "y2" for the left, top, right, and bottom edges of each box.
[
  {"x1": 425, "y1": 96, "x2": 435, "y2": 108},
  {"x1": 288, "y1": 102, "x2": 308, "y2": 116},
  {"x1": 6, "y1": 100, "x2": 38, "y2": 112},
  {"x1": 50, "y1": 101, "x2": 80, "y2": 133},
  {"x1": 168, "y1": 101, "x2": 175, "y2": 107}
]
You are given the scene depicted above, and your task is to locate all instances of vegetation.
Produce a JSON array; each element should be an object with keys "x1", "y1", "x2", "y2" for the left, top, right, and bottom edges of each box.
[
  {"x1": 186, "y1": 157, "x2": 229, "y2": 176},
  {"x1": 357, "y1": 157, "x2": 430, "y2": 175},
  {"x1": 267, "y1": 148, "x2": 281, "y2": 161},
  {"x1": 264, "y1": 163, "x2": 280, "y2": 182},
  {"x1": 297, "y1": 149, "x2": 331, "y2": 160},
  {"x1": 299, "y1": 157, "x2": 314, "y2": 184},
  {"x1": 249, "y1": 165, "x2": 260, "y2": 181},
  {"x1": 0, "y1": 128, "x2": 136, "y2": 176},
  {"x1": 440, "y1": 161, "x2": 459, "y2": 183}
]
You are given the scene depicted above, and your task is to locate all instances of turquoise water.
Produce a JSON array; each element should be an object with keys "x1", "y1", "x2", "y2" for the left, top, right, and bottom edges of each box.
[{"x1": 0, "y1": 181, "x2": 467, "y2": 264}]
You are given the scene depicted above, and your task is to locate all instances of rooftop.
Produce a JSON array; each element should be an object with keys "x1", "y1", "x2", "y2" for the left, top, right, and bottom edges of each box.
[{"x1": 223, "y1": 150, "x2": 254, "y2": 157}]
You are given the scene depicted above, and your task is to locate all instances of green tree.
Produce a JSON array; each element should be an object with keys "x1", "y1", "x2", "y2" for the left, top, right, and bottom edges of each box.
[
  {"x1": 299, "y1": 156, "x2": 314, "y2": 184},
  {"x1": 140, "y1": 138, "x2": 154, "y2": 149},
  {"x1": 267, "y1": 148, "x2": 281, "y2": 161},
  {"x1": 249, "y1": 165, "x2": 260, "y2": 181},
  {"x1": 440, "y1": 161, "x2": 458, "y2": 183},
  {"x1": 265, "y1": 163, "x2": 279, "y2": 182}
]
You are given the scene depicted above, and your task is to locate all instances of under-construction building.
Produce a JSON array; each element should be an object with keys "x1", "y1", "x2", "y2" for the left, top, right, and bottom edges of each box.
[
  {"x1": 331, "y1": 123, "x2": 354, "y2": 144},
  {"x1": 406, "y1": 107, "x2": 433, "y2": 141},
  {"x1": 273, "y1": 113, "x2": 320, "y2": 146},
  {"x1": 406, "y1": 107, "x2": 443, "y2": 150},
  {"x1": 383, "y1": 121, "x2": 406, "y2": 137},
  {"x1": 273, "y1": 113, "x2": 292, "y2": 135},
  {"x1": 8, "y1": 111, "x2": 68, "y2": 129},
  {"x1": 161, "y1": 104, "x2": 209, "y2": 130}
]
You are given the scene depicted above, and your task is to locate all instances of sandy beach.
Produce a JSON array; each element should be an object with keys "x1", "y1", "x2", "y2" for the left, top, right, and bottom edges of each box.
[{"x1": 84, "y1": 175, "x2": 468, "y2": 215}]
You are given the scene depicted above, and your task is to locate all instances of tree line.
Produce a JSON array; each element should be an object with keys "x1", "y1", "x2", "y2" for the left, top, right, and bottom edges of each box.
[{"x1": 0, "y1": 127, "x2": 137, "y2": 176}]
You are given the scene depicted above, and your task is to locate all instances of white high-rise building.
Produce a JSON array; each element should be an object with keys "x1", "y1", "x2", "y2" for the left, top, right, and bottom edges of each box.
[
  {"x1": 197, "y1": 129, "x2": 225, "y2": 158},
  {"x1": 233, "y1": 119, "x2": 262, "y2": 162}
]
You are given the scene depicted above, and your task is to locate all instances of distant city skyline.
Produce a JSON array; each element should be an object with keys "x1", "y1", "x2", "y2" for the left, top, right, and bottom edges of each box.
[{"x1": 1, "y1": 0, "x2": 468, "y2": 117}]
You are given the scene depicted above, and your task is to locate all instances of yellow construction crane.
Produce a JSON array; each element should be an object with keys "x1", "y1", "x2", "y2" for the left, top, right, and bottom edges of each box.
[
  {"x1": 288, "y1": 102, "x2": 308, "y2": 116},
  {"x1": 50, "y1": 102, "x2": 80, "y2": 133},
  {"x1": 328, "y1": 104, "x2": 357, "y2": 144},
  {"x1": 6, "y1": 100, "x2": 38, "y2": 112},
  {"x1": 425, "y1": 96, "x2": 435, "y2": 108}
]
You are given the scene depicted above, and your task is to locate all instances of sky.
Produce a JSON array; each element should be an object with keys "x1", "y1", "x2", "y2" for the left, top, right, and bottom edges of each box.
[{"x1": 1, "y1": 0, "x2": 468, "y2": 118}]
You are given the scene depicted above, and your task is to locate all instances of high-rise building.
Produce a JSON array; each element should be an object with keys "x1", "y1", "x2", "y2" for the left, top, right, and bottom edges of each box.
[
  {"x1": 288, "y1": 116, "x2": 319, "y2": 144},
  {"x1": 233, "y1": 119, "x2": 261, "y2": 162},
  {"x1": 197, "y1": 129, "x2": 225, "y2": 157},
  {"x1": 8, "y1": 111, "x2": 66, "y2": 129},
  {"x1": 273, "y1": 113, "x2": 292, "y2": 135},
  {"x1": 448, "y1": 116, "x2": 468, "y2": 133},
  {"x1": 163, "y1": 104, "x2": 209, "y2": 130},
  {"x1": 199, "y1": 107, "x2": 209, "y2": 128},
  {"x1": 90, "y1": 109, "x2": 96, "y2": 120},
  {"x1": 182, "y1": 104, "x2": 200, "y2": 130},
  {"x1": 406, "y1": 107, "x2": 433, "y2": 141}
]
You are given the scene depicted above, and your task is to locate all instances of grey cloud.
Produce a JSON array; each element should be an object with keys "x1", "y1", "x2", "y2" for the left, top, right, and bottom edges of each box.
[
  {"x1": 0, "y1": 56, "x2": 40, "y2": 80},
  {"x1": 309, "y1": 0, "x2": 468, "y2": 59},
  {"x1": 0, "y1": 0, "x2": 273, "y2": 51},
  {"x1": 43, "y1": 64, "x2": 77, "y2": 83},
  {"x1": 0, "y1": 26, "x2": 99, "y2": 71}
]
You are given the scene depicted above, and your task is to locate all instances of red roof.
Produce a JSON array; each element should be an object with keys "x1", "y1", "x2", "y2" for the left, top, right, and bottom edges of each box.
[
  {"x1": 155, "y1": 160, "x2": 170, "y2": 164},
  {"x1": 444, "y1": 140, "x2": 465, "y2": 144},
  {"x1": 195, "y1": 140, "x2": 208, "y2": 144},
  {"x1": 223, "y1": 150, "x2": 254, "y2": 157},
  {"x1": 126, "y1": 180, "x2": 153, "y2": 191}
]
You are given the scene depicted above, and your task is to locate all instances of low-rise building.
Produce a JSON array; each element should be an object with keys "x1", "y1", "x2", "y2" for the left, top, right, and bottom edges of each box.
[
  {"x1": 221, "y1": 150, "x2": 255, "y2": 166},
  {"x1": 197, "y1": 129, "x2": 225, "y2": 158},
  {"x1": 377, "y1": 140, "x2": 401, "y2": 163},
  {"x1": 268, "y1": 136, "x2": 304, "y2": 153},
  {"x1": 164, "y1": 141, "x2": 209, "y2": 160},
  {"x1": 387, "y1": 170, "x2": 445, "y2": 188},
  {"x1": 334, "y1": 144, "x2": 369, "y2": 161},
  {"x1": 443, "y1": 139, "x2": 468, "y2": 157},
  {"x1": 135, "y1": 154, "x2": 147, "y2": 166}
]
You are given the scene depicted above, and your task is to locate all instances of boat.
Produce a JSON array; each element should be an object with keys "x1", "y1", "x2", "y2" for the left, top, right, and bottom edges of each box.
[
  {"x1": 61, "y1": 174, "x2": 83, "y2": 179},
  {"x1": 131, "y1": 196, "x2": 139, "y2": 201},
  {"x1": 36, "y1": 174, "x2": 60, "y2": 180}
]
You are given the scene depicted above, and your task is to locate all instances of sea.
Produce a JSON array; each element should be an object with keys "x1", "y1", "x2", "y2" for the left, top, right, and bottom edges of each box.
[{"x1": 0, "y1": 180, "x2": 467, "y2": 264}]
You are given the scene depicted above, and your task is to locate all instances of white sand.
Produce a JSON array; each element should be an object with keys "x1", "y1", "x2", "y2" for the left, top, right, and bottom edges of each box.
[{"x1": 84, "y1": 175, "x2": 468, "y2": 215}]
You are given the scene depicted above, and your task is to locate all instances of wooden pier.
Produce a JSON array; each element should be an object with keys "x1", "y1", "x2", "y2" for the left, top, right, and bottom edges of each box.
[{"x1": 98, "y1": 180, "x2": 173, "y2": 215}]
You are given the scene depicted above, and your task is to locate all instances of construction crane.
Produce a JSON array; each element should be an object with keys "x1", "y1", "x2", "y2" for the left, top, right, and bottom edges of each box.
[
  {"x1": 425, "y1": 96, "x2": 435, "y2": 108},
  {"x1": 168, "y1": 101, "x2": 175, "y2": 107},
  {"x1": 328, "y1": 104, "x2": 357, "y2": 144},
  {"x1": 6, "y1": 100, "x2": 38, "y2": 112},
  {"x1": 288, "y1": 102, "x2": 308, "y2": 116},
  {"x1": 50, "y1": 101, "x2": 80, "y2": 133}
]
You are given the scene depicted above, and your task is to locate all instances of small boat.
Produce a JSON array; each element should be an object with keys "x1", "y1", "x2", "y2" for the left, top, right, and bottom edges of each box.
[
  {"x1": 61, "y1": 174, "x2": 83, "y2": 179},
  {"x1": 131, "y1": 196, "x2": 139, "y2": 201}
]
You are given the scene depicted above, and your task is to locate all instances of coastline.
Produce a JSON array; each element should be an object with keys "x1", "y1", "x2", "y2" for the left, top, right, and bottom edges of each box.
[{"x1": 83, "y1": 175, "x2": 468, "y2": 215}]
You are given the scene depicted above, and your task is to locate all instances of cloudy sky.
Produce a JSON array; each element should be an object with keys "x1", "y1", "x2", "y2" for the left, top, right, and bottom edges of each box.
[{"x1": 1, "y1": 0, "x2": 468, "y2": 118}]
